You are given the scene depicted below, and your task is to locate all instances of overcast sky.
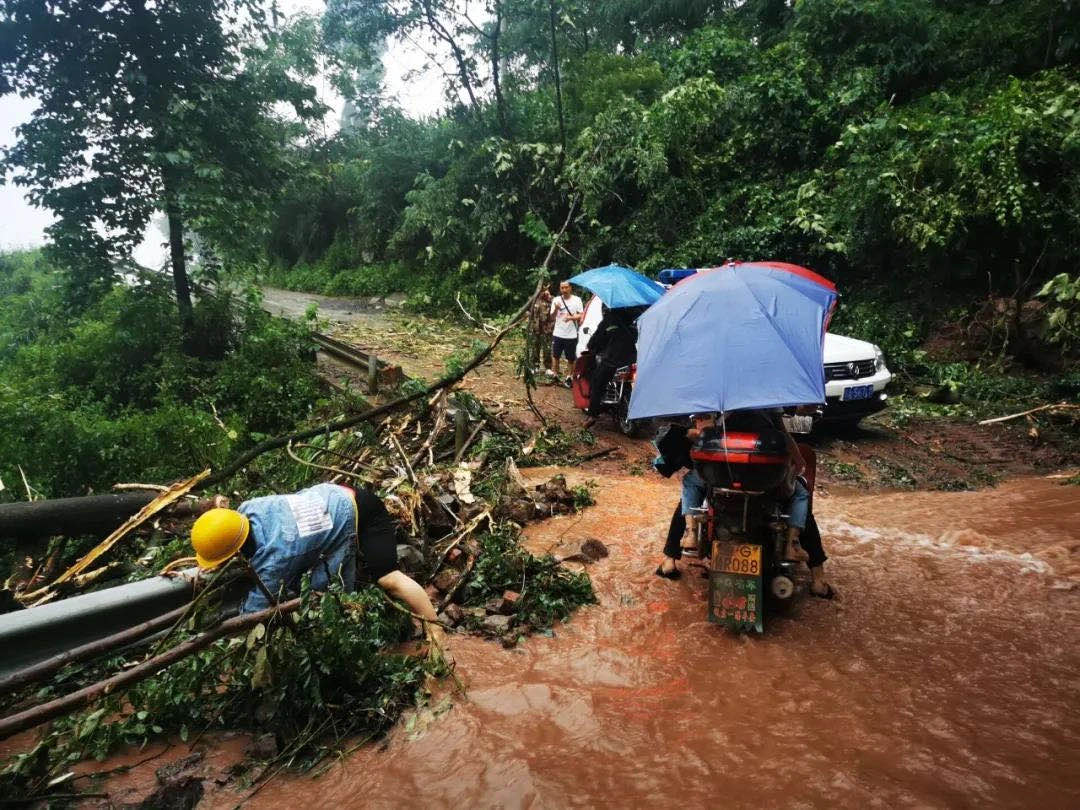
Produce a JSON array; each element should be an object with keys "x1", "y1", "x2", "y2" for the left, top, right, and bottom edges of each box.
[{"x1": 0, "y1": 0, "x2": 446, "y2": 264}]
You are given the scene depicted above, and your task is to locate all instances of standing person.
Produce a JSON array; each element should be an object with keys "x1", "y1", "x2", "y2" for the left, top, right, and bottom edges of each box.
[
  {"x1": 549, "y1": 280, "x2": 583, "y2": 387},
  {"x1": 531, "y1": 286, "x2": 555, "y2": 378},
  {"x1": 189, "y1": 483, "x2": 448, "y2": 648}
]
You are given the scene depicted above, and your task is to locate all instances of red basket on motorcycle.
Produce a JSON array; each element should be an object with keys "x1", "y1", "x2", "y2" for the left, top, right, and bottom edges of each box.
[{"x1": 690, "y1": 428, "x2": 789, "y2": 492}]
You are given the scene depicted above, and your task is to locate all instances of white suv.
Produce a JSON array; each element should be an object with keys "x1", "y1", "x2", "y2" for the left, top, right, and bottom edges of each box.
[{"x1": 821, "y1": 333, "x2": 891, "y2": 426}]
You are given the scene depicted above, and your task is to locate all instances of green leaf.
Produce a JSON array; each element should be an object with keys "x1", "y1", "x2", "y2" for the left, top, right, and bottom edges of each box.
[{"x1": 252, "y1": 646, "x2": 272, "y2": 688}]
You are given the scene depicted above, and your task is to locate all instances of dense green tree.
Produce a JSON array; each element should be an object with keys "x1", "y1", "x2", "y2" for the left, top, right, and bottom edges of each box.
[
  {"x1": 269, "y1": 0, "x2": 1080, "y2": 329},
  {"x1": 0, "y1": 0, "x2": 322, "y2": 334}
]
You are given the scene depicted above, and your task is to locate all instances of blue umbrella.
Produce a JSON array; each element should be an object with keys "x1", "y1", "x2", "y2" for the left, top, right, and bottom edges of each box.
[
  {"x1": 628, "y1": 262, "x2": 838, "y2": 420},
  {"x1": 568, "y1": 264, "x2": 665, "y2": 309}
]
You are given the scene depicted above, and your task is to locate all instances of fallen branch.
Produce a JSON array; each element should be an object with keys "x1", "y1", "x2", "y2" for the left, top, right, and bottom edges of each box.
[
  {"x1": 200, "y1": 203, "x2": 577, "y2": 491},
  {"x1": 428, "y1": 510, "x2": 491, "y2": 581},
  {"x1": 578, "y1": 445, "x2": 616, "y2": 462},
  {"x1": 18, "y1": 464, "x2": 36, "y2": 502},
  {"x1": 0, "y1": 598, "x2": 302, "y2": 742},
  {"x1": 0, "y1": 603, "x2": 192, "y2": 696},
  {"x1": 112, "y1": 483, "x2": 170, "y2": 492},
  {"x1": 437, "y1": 546, "x2": 479, "y2": 612},
  {"x1": 286, "y1": 440, "x2": 368, "y2": 484},
  {"x1": 453, "y1": 421, "x2": 487, "y2": 464},
  {"x1": 410, "y1": 393, "x2": 447, "y2": 468},
  {"x1": 977, "y1": 402, "x2": 1076, "y2": 425},
  {"x1": 389, "y1": 433, "x2": 418, "y2": 485},
  {"x1": 455, "y1": 292, "x2": 498, "y2": 335},
  {"x1": 19, "y1": 470, "x2": 210, "y2": 606}
]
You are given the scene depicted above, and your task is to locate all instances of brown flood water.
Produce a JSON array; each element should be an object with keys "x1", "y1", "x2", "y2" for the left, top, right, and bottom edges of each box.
[{"x1": 118, "y1": 474, "x2": 1080, "y2": 808}]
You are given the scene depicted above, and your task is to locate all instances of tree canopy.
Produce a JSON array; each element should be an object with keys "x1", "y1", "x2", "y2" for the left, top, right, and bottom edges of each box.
[
  {"x1": 261, "y1": 0, "x2": 1080, "y2": 318},
  {"x1": 1, "y1": 0, "x2": 322, "y2": 329}
]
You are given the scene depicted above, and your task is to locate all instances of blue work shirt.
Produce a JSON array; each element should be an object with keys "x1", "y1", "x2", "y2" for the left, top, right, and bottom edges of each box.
[{"x1": 237, "y1": 483, "x2": 358, "y2": 613}]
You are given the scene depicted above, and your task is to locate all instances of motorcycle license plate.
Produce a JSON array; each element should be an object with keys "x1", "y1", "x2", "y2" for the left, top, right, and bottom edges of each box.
[
  {"x1": 716, "y1": 543, "x2": 761, "y2": 575},
  {"x1": 842, "y1": 384, "x2": 873, "y2": 401}
]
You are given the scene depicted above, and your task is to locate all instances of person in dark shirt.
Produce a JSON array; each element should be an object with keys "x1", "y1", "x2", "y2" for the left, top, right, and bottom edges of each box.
[{"x1": 583, "y1": 305, "x2": 642, "y2": 428}]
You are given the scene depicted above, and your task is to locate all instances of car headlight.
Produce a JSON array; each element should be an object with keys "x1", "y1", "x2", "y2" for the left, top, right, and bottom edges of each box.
[{"x1": 873, "y1": 345, "x2": 886, "y2": 372}]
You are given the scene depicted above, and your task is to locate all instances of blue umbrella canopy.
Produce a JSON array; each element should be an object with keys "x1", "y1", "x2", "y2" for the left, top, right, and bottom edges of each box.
[
  {"x1": 628, "y1": 262, "x2": 839, "y2": 420},
  {"x1": 568, "y1": 264, "x2": 665, "y2": 309}
]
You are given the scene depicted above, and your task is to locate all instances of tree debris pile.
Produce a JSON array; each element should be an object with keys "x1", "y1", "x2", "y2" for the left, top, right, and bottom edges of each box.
[{"x1": 0, "y1": 390, "x2": 600, "y2": 803}]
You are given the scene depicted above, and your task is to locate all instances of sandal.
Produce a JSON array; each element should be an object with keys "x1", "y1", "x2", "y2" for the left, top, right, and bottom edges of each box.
[
  {"x1": 810, "y1": 583, "x2": 836, "y2": 600},
  {"x1": 654, "y1": 564, "x2": 681, "y2": 580}
]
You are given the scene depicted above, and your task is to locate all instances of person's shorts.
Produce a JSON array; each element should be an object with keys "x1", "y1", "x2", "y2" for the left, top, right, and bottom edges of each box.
[
  {"x1": 681, "y1": 469, "x2": 708, "y2": 516},
  {"x1": 353, "y1": 488, "x2": 399, "y2": 581},
  {"x1": 551, "y1": 336, "x2": 577, "y2": 361}
]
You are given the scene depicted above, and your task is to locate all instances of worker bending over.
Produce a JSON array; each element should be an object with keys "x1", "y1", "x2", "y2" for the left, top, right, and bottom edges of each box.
[{"x1": 190, "y1": 483, "x2": 446, "y2": 647}]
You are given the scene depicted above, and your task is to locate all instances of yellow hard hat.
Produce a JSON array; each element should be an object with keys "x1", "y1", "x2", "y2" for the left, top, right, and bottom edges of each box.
[{"x1": 191, "y1": 508, "x2": 250, "y2": 569}]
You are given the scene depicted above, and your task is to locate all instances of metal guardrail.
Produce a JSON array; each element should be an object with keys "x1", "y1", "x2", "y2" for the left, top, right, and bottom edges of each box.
[
  {"x1": 0, "y1": 571, "x2": 199, "y2": 680},
  {"x1": 311, "y1": 332, "x2": 404, "y2": 388}
]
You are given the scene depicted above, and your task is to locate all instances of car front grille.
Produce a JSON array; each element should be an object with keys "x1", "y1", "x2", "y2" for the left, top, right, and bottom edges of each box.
[{"x1": 824, "y1": 359, "x2": 876, "y2": 380}]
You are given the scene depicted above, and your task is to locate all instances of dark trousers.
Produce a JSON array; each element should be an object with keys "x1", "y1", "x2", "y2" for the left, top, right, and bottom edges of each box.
[
  {"x1": 588, "y1": 360, "x2": 618, "y2": 415},
  {"x1": 663, "y1": 502, "x2": 827, "y2": 566}
]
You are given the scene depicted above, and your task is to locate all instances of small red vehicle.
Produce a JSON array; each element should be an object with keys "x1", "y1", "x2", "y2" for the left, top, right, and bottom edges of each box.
[{"x1": 570, "y1": 354, "x2": 641, "y2": 436}]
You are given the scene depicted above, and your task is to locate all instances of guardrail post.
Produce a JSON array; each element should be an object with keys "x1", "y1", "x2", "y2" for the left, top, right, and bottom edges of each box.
[
  {"x1": 454, "y1": 407, "x2": 467, "y2": 458},
  {"x1": 367, "y1": 353, "x2": 379, "y2": 394}
]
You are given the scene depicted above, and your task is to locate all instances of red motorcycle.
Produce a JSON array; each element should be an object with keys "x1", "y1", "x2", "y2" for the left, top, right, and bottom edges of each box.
[
  {"x1": 571, "y1": 353, "x2": 641, "y2": 437},
  {"x1": 688, "y1": 424, "x2": 817, "y2": 633}
]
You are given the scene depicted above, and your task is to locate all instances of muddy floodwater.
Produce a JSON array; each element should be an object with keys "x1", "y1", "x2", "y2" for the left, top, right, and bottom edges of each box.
[{"x1": 176, "y1": 475, "x2": 1080, "y2": 807}]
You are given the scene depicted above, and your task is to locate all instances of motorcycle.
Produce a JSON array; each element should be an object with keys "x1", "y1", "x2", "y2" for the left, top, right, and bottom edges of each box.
[
  {"x1": 688, "y1": 420, "x2": 817, "y2": 633},
  {"x1": 571, "y1": 353, "x2": 642, "y2": 437}
]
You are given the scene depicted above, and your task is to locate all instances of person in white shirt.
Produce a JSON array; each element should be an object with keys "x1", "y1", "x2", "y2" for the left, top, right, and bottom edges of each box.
[{"x1": 549, "y1": 280, "x2": 584, "y2": 385}]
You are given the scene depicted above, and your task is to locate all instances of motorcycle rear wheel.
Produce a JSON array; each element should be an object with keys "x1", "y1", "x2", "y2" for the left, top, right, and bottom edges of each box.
[{"x1": 615, "y1": 393, "x2": 642, "y2": 437}]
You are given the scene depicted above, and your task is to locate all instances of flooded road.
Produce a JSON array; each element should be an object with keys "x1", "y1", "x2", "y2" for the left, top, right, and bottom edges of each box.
[{"x1": 216, "y1": 472, "x2": 1080, "y2": 809}]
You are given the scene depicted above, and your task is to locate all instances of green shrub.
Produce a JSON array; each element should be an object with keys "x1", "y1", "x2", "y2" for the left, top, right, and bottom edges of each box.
[{"x1": 0, "y1": 252, "x2": 320, "y2": 499}]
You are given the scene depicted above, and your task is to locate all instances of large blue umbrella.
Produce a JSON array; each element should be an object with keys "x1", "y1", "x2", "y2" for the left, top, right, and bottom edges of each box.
[
  {"x1": 627, "y1": 262, "x2": 838, "y2": 420},
  {"x1": 568, "y1": 264, "x2": 665, "y2": 309}
]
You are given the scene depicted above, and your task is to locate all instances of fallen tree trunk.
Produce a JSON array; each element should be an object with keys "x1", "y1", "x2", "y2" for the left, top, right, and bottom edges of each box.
[
  {"x1": 0, "y1": 603, "x2": 191, "y2": 696},
  {"x1": 0, "y1": 493, "x2": 205, "y2": 541},
  {"x1": 0, "y1": 598, "x2": 301, "y2": 742},
  {"x1": 19, "y1": 471, "x2": 209, "y2": 606}
]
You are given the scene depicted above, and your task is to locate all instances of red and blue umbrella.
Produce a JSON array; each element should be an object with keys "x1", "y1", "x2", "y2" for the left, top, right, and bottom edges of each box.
[{"x1": 627, "y1": 262, "x2": 838, "y2": 419}]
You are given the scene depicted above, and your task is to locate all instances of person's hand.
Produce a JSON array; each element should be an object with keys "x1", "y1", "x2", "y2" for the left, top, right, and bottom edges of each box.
[{"x1": 211, "y1": 494, "x2": 230, "y2": 509}]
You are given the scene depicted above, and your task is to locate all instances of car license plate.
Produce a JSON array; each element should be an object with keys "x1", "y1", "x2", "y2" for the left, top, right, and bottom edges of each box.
[
  {"x1": 716, "y1": 543, "x2": 761, "y2": 576},
  {"x1": 842, "y1": 384, "x2": 873, "y2": 401}
]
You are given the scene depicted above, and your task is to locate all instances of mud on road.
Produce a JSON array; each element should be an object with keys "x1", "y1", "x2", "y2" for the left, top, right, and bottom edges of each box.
[{"x1": 88, "y1": 467, "x2": 1080, "y2": 808}]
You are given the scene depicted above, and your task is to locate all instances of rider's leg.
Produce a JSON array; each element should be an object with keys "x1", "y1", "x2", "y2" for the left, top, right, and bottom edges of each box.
[
  {"x1": 586, "y1": 359, "x2": 616, "y2": 420},
  {"x1": 681, "y1": 469, "x2": 707, "y2": 552},
  {"x1": 800, "y1": 513, "x2": 833, "y2": 596},
  {"x1": 660, "y1": 502, "x2": 685, "y2": 574},
  {"x1": 784, "y1": 479, "x2": 810, "y2": 562}
]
